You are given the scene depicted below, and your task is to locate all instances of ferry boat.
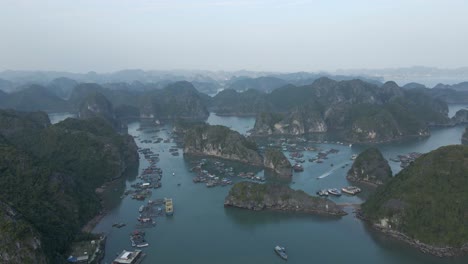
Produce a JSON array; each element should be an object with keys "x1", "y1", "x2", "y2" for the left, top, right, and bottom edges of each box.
[
  {"x1": 327, "y1": 188, "x2": 342, "y2": 196},
  {"x1": 165, "y1": 198, "x2": 174, "y2": 216},
  {"x1": 341, "y1": 186, "x2": 361, "y2": 195},
  {"x1": 274, "y1": 246, "x2": 288, "y2": 260}
]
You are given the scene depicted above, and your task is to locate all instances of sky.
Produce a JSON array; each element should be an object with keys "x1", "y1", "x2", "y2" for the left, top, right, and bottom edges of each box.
[{"x1": 0, "y1": 0, "x2": 467, "y2": 73}]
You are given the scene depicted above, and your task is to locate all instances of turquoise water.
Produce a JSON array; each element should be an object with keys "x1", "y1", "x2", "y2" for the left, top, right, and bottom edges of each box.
[{"x1": 87, "y1": 112, "x2": 468, "y2": 264}]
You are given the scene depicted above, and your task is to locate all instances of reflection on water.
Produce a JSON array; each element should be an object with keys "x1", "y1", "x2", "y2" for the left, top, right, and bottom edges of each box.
[{"x1": 224, "y1": 206, "x2": 341, "y2": 229}]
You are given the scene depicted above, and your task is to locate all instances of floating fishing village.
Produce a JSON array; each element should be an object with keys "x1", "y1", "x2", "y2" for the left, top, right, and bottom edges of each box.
[
  {"x1": 104, "y1": 128, "x2": 378, "y2": 263},
  {"x1": 85, "y1": 116, "x2": 463, "y2": 264}
]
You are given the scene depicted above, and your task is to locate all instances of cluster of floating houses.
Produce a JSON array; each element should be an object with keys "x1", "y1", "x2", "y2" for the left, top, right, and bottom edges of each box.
[
  {"x1": 389, "y1": 152, "x2": 422, "y2": 168},
  {"x1": 317, "y1": 186, "x2": 361, "y2": 197},
  {"x1": 169, "y1": 146, "x2": 180, "y2": 156},
  {"x1": 190, "y1": 159, "x2": 265, "y2": 188}
]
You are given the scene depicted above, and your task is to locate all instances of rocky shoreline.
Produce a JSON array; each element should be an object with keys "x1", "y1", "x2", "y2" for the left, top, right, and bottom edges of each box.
[{"x1": 356, "y1": 211, "x2": 468, "y2": 257}]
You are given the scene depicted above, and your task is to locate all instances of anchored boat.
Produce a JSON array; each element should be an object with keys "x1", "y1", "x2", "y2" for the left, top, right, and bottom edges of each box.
[
  {"x1": 165, "y1": 198, "x2": 174, "y2": 216},
  {"x1": 341, "y1": 186, "x2": 361, "y2": 195},
  {"x1": 316, "y1": 189, "x2": 329, "y2": 197},
  {"x1": 274, "y1": 245, "x2": 288, "y2": 260},
  {"x1": 327, "y1": 188, "x2": 342, "y2": 196}
]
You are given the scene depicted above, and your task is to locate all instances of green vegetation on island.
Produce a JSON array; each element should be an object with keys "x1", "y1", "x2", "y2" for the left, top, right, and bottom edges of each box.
[
  {"x1": 361, "y1": 145, "x2": 468, "y2": 256},
  {"x1": 0, "y1": 110, "x2": 138, "y2": 263},
  {"x1": 347, "y1": 148, "x2": 392, "y2": 186},
  {"x1": 183, "y1": 124, "x2": 263, "y2": 165},
  {"x1": 224, "y1": 182, "x2": 346, "y2": 216},
  {"x1": 263, "y1": 148, "x2": 292, "y2": 179},
  {"x1": 251, "y1": 79, "x2": 449, "y2": 142}
]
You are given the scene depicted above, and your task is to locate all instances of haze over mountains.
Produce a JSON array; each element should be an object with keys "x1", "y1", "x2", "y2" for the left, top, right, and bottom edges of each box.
[{"x1": 2, "y1": 67, "x2": 468, "y2": 96}]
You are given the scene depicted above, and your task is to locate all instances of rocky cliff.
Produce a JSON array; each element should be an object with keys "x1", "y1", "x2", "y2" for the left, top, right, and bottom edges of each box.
[
  {"x1": 347, "y1": 148, "x2": 392, "y2": 185},
  {"x1": 451, "y1": 109, "x2": 468, "y2": 125},
  {"x1": 78, "y1": 91, "x2": 121, "y2": 129},
  {"x1": 263, "y1": 148, "x2": 292, "y2": 178},
  {"x1": 140, "y1": 81, "x2": 209, "y2": 120},
  {"x1": 246, "y1": 78, "x2": 450, "y2": 142},
  {"x1": 184, "y1": 124, "x2": 263, "y2": 165},
  {"x1": 224, "y1": 182, "x2": 346, "y2": 216}
]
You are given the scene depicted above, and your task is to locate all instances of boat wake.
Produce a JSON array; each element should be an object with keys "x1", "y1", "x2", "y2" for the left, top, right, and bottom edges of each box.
[
  {"x1": 316, "y1": 162, "x2": 348, "y2": 179},
  {"x1": 317, "y1": 171, "x2": 332, "y2": 179}
]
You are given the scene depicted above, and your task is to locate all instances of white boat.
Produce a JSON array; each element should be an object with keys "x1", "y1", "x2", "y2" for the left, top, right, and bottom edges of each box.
[
  {"x1": 341, "y1": 186, "x2": 361, "y2": 195},
  {"x1": 274, "y1": 246, "x2": 288, "y2": 260},
  {"x1": 136, "y1": 243, "x2": 149, "y2": 248},
  {"x1": 327, "y1": 188, "x2": 342, "y2": 196}
]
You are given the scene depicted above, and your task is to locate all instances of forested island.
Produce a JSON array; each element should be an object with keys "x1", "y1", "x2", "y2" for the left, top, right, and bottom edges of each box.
[
  {"x1": 347, "y1": 148, "x2": 392, "y2": 186},
  {"x1": 360, "y1": 145, "x2": 468, "y2": 257},
  {"x1": 224, "y1": 182, "x2": 346, "y2": 216},
  {"x1": 0, "y1": 110, "x2": 138, "y2": 263}
]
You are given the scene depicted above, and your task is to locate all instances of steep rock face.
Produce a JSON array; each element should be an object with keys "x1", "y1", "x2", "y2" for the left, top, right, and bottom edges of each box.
[
  {"x1": 78, "y1": 92, "x2": 120, "y2": 129},
  {"x1": 224, "y1": 182, "x2": 346, "y2": 216},
  {"x1": 140, "y1": 81, "x2": 209, "y2": 120},
  {"x1": 246, "y1": 79, "x2": 450, "y2": 142},
  {"x1": 347, "y1": 148, "x2": 392, "y2": 185},
  {"x1": 263, "y1": 148, "x2": 292, "y2": 178},
  {"x1": 253, "y1": 112, "x2": 284, "y2": 135},
  {"x1": 451, "y1": 109, "x2": 468, "y2": 125},
  {"x1": 361, "y1": 145, "x2": 468, "y2": 257},
  {"x1": 184, "y1": 124, "x2": 263, "y2": 165},
  {"x1": 275, "y1": 105, "x2": 327, "y2": 135},
  {"x1": 0, "y1": 202, "x2": 47, "y2": 264}
]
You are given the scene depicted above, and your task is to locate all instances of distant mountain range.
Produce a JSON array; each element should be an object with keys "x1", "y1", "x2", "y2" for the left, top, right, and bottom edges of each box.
[{"x1": 0, "y1": 69, "x2": 384, "y2": 95}]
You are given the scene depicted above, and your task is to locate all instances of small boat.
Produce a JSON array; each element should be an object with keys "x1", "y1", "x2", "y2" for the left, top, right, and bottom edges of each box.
[
  {"x1": 316, "y1": 189, "x2": 329, "y2": 197},
  {"x1": 342, "y1": 186, "x2": 361, "y2": 195},
  {"x1": 112, "y1": 223, "x2": 126, "y2": 228},
  {"x1": 292, "y1": 164, "x2": 304, "y2": 172},
  {"x1": 350, "y1": 154, "x2": 357, "y2": 160},
  {"x1": 139, "y1": 205, "x2": 144, "y2": 213},
  {"x1": 274, "y1": 245, "x2": 288, "y2": 260},
  {"x1": 136, "y1": 242, "x2": 149, "y2": 248},
  {"x1": 165, "y1": 198, "x2": 174, "y2": 216},
  {"x1": 327, "y1": 188, "x2": 342, "y2": 196}
]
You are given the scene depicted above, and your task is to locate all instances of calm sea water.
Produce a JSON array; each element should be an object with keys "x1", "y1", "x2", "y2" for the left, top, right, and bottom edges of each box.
[
  {"x1": 49, "y1": 111, "x2": 467, "y2": 264},
  {"x1": 49, "y1": 112, "x2": 76, "y2": 124}
]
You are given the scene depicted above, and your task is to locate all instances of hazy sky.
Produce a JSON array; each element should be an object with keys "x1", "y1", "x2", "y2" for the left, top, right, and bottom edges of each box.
[{"x1": 1, "y1": 0, "x2": 467, "y2": 72}]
